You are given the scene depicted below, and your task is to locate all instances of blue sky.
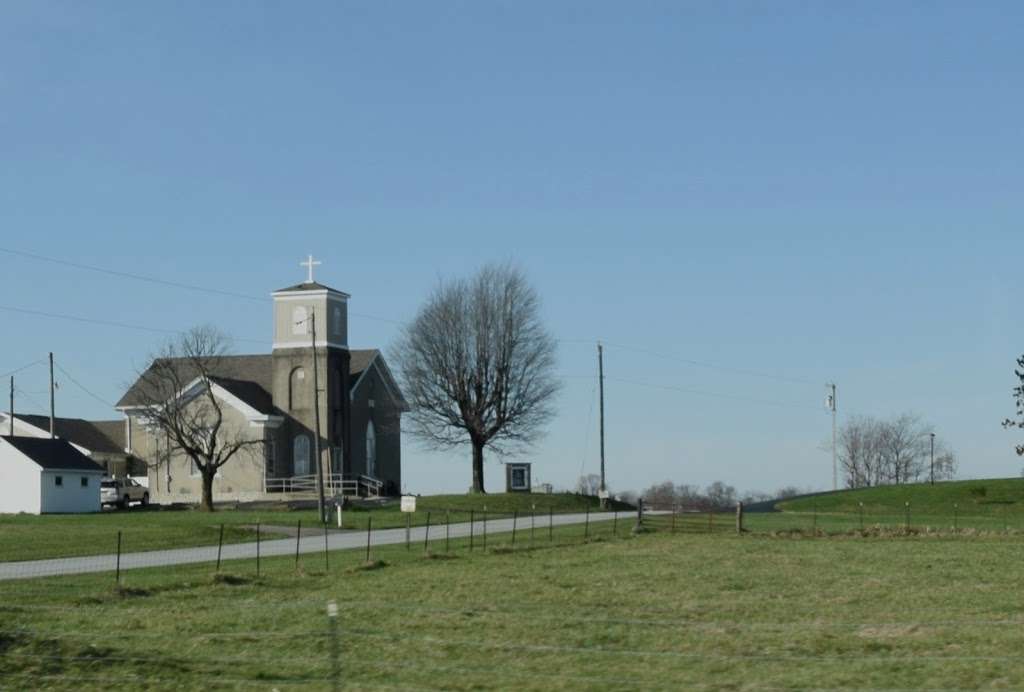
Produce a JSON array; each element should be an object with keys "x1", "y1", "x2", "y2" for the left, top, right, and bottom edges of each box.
[{"x1": 1, "y1": 2, "x2": 1021, "y2": 494}]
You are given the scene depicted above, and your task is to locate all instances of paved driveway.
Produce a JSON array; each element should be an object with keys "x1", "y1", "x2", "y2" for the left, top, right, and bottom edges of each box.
[{"x1": 0, "y1": 510, "x2": 629, "y2": 581}]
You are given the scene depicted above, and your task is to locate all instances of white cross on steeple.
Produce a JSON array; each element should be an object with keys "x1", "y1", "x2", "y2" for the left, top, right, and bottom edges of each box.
[{"x1": 300, "y1": 254, "x2": 322, "y2": 283}]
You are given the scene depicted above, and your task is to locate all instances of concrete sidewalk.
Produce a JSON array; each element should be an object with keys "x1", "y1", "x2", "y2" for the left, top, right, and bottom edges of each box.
[{"x1": 0, "y1": 510, "x2": 629, "y2": 581}]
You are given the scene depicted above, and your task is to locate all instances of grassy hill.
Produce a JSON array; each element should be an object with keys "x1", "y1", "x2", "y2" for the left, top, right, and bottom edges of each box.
[{"x1": 777, "y1": 478, "x2": 1024, "y2": 517}]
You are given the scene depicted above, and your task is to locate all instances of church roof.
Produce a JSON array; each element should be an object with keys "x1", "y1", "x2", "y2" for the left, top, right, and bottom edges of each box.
[
  {"x1": 6, "y1": 414, "x2": 125, "y2": 455},
  {"x1": 116, "y1": 350, "x2": 387, "y2": 413},
  {"x1": 273, "y1": 281, "x2": 350, "y2": 298}
]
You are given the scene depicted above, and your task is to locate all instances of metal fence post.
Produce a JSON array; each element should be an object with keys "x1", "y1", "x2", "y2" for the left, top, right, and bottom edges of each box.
[
  {"x1": 636, "y1": 498, "x2": 644, "y2": 531},
  {"x1": 405, "y1": 513, "x2": 411, "y2": 551},
  {"x1": 736, "y1": 501, "x2": 744, "y2": 535},
  {"x1": 859, "y1": 502, "x2": 864, "y2": 531},
  {"x1": 423, "y1": 511, "x2": 432, "y2": 553},
  {"x1": 324, "y1": 521, "x2": 329, "y2": 572},
  {"x1": 365, "y1": 517, "x2": 372, "y2": 563},
  {"x1": 216, "y1": 524, "x2": 224, "y2": 573},
  {"x1": 613, "y1": 510, "x2": 618, "y2": 536},
  {"x1": 905, "y1": 502, "x2": 910, "y2": 530},
  {"x1": 584, "y1": 507, "x2": 590, "y2": 540},
  {"x1": 327, "y1": 600, "x2": 340, "y2": 692},
  {"x1": 115, "y1": 530, "x2": 122, "y2": 586}
]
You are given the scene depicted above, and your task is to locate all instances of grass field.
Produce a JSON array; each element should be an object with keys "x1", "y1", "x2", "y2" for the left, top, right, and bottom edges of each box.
[
  {"x1": 3, "y1": 518, "x2": 1024, "y2": 690},
  {"x1": 0, "y1": 493, "x2": 627, "y2": 562}
]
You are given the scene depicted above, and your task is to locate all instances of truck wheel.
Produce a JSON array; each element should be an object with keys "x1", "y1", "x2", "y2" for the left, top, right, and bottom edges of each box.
[
  {"x1": 121, "y1": 496, "x2": 130, "y2": 510},
  {"x1": 141, "y1": 493, "x2": 150, "y2": 507}
]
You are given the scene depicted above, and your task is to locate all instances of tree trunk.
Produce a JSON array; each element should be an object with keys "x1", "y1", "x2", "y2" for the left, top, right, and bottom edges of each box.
[
  {"x1": 200, "y1": 467, "x2": 216, "y2": 512},
  {"x1": 471, "y1": 442, "x2": 486, "y2": 494}
]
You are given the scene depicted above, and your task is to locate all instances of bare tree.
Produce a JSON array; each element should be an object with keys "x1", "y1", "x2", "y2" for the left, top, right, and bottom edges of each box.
[
  {"x1": 132, "y1": 326, "x2": 263, "y2": 511},
  {"x1": 1003, "y1": 355, "x2": 1024, "y2": 457},
  {"x1": 576, "y1": 473, "x2": 603, "y2": 495},
  {"x1": 705, "y1": 481, "x2": 737, "y2": 510},
  {"x1": 839, "y1": 413, "x2": 952, "y2": 488},
  {"x1": 393, "y1": 263, "x2": 561, "y2": 493},
  {"x1": 642, "y1": 481, "x2": 677, "y2": 509}
]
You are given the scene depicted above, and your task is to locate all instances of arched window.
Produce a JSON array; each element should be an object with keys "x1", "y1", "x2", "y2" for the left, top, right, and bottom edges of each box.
[
  {"x1": 292, "y1": 306, "x2": 309, "y2": 336},
  {"x1": 365, "y1": 421, "x2": 377, "y2": 478},
  {"x1": 293, "y1": 435, "x2": 311, "y2": 476},
  {"x1": 288, "y1": 367, "x2": 305, "y2": 410}
]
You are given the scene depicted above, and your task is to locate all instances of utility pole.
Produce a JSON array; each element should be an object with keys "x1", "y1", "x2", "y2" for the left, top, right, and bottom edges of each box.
[
  {"x1": 929, "y1": 432, "x2": 935, "y2": 485},
  {"x1": 311, "y1": 310, "x2": 327, "y2": 523},
  {"x1": 598, "y1": 342, "x2": 606, "y2": 508},
  {"x1": 8, "y1": 376, "x2": 13, "y2": 436},
  {"x1": 49, "y1": 352, "x2": 55, "y2": 439},
  {"x1": 826, "y1": 383, "x2": 837, "y2": 491}
]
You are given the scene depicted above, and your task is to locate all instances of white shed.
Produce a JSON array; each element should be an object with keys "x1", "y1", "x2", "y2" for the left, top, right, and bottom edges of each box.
[{"x1": 0, "y1": 436, "x2": 106, "y2": 514}]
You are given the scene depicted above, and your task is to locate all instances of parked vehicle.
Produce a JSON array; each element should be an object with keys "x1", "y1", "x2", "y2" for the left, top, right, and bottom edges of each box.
[{"x1": 101, "y1": 477, "x2": 149, "y2": 509}]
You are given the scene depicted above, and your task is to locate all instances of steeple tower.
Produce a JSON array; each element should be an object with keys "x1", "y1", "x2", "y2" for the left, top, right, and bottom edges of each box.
[{"x1": 270, "y1": 257, "x2": 352, "y2": 479}]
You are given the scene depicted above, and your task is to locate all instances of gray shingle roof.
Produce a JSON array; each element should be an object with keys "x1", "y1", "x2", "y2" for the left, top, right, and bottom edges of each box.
[
  {"x1": 12, "y1": 414, "x2": 124, "y2": 454},
  {"x1": 273, "y1": 282, "x2": 350, "y2": 297},
  {"x1": 2, "y1": 436, "x2": 107, "y2": 472},
  {"x1": 117, "y1": 350, "x2": 385, "y2": 413}
]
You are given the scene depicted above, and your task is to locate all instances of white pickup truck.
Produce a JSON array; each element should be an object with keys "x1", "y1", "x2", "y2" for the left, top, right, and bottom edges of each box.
[{"x1": 101, "y1": 477, "x2": 149, "y2": 509}]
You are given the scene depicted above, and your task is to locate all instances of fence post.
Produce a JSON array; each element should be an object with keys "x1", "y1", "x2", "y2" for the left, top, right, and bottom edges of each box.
[
  {"x1": 859, "y1": 502, "x2": 864, "y2": 531},
  {"x1": 295, "y1": 519, "x2": 302, "y2": 570},
  {"x1": 446, "y1": 509, "x2": 451, "y2": 554},
  {"x1": 256, "y1": 522, "x2": 261, "y2": 577},
  {"x1": 636, "y1": 498, "x2": 644, "y2": 531},
  {"x1": 469, "y1": 509, "x2": 475, "y2": 552},
  {"x1": 672, "y1": 507, "x2": 676, "y2": 533},
  {"x1": 365, "y1": 517, "x2": 372, "y2": 563},
  {"x1": 812, "y1": 503, "x2": 817, "y2": 534},
  {"x1": 584, "y1": 507, "x2": 590, "y2": 540},
  {"x1": 324, "y1": 521, "x2": 329, "y2": 572},
  {"x1": 482, "y1": 511, "x2": 487, "y2": 551},
  {"x1": 735, "y1": 501, "x2": 744, "y2": 535},
  {"x1": 423, "y1": 512, "x2": 432, "y2": 554},
  {"x1": 549, "y1": 507, "x2": 553, "y2": 541},
  {"x1": 905, "y1": 502, "x2": 910, "y2": 530},
  {"x1": 327, "y1": 600, "x2": 340, "y2": 692},
  {"x1": 953, "y1": 503, "x2": 958, "y2": 532},
  {"x1": 405, "y1": 513, "x2": 411, "y2": 551},
  {"x1": 613, "y1": 510, "x2": 618, "y2": 536},
  {"x1": 512, "y1": 510, "x2": 518, "y2": 548},
  {"x1": 530, "y1": 507, "x2": 536, "y2": 549},
  {"x1": 216, "y1": 524, "x2": 224, "y2": 573},
  {"x1": 115, "y1": 530, "x2": 122, "y2": 586}
]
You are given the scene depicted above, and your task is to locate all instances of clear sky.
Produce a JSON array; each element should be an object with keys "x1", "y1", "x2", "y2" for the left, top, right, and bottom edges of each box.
[{"x1": 1, "y1": 2, "x2": 1021, "y2": 495}]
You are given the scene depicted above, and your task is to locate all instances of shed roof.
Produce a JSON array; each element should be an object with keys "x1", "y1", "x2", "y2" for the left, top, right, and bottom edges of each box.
[
  {"x1": 2, "y1": 436, "x2": 107, "y2": 472},
  {"x1": 8, "y1": 414, "x2": 124, "y2": 454}
]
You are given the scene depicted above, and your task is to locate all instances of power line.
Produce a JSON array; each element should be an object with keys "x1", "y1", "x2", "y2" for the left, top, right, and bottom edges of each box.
[
  {"x1": 606, "y1": 375, "x2": 820, "y2": 410},
  {"x1": 0, "y1": 358, "x2": 45, "y2": 379},
  {"x1": 53, "y1": 361, "x2": 116, "y2": 409},
  {"x1": 0, "y1": 304, "x2": 268, "y2": 345},
  {"x1": 599, "y1": 341, "x2": 818, "y2": 386},
  {"x1": 0, "y1": 246, "x2": 403, "y2": 325}
]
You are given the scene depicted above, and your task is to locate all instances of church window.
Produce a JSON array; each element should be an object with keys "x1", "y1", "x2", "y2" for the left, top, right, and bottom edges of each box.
[
  {"x1": 292, "y1": 306, "x2": 309, "y2": 336},
  {"x1": 293, "y1": 435, "x2": 311, "y2": 476},
  {"x1": 365, "y1": 421, "x2": 377, "y2": 478},
  {"x1": 333, "y1": 306, "x2": 343, "y2": 335},
  {"x1": 289, "y1": 367, "x2": 305, "y2": 410}
]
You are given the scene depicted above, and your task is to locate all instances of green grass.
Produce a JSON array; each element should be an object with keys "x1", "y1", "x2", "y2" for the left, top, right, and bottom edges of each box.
[
  {"x1": 3, "y1": 519, "x2": 1024, "y2": 690},
  {"x1": 778, "y1": 477, "x2": 1024, "y2": 516},
  {"x1": 0, "y1": 493, "x2": 623, "y2": 562}
]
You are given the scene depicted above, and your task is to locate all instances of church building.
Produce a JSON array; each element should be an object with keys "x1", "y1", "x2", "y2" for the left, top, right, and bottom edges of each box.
[{"x1": 116, "y1": 259, "x2": 407, "y2": 504}]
